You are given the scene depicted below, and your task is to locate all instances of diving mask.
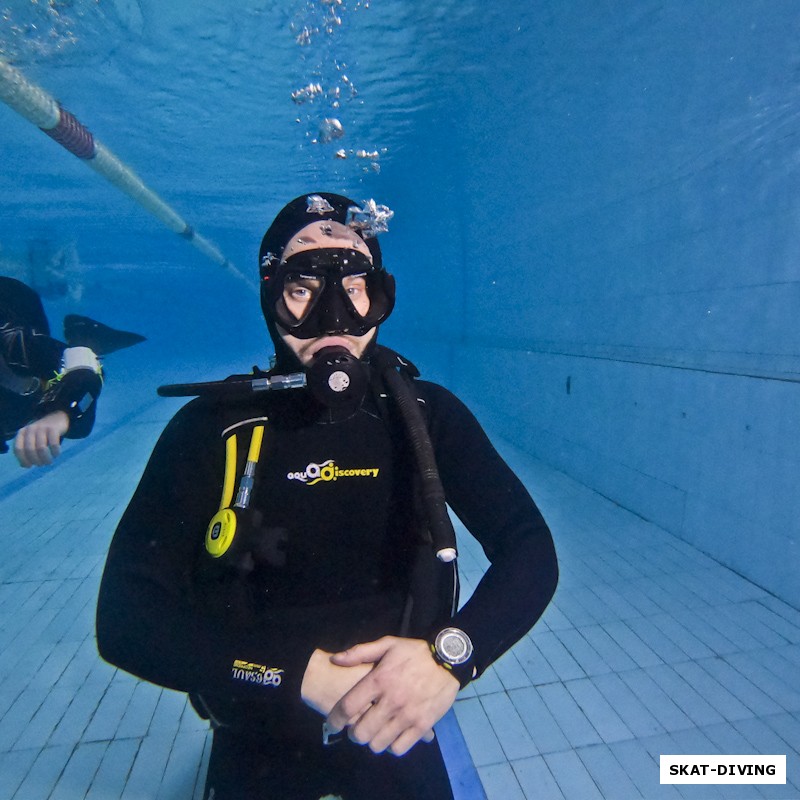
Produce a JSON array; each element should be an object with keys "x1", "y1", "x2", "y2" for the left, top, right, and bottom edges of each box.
[{"x1": 262, "y1": 247, "x2": 395, "y2": 339}]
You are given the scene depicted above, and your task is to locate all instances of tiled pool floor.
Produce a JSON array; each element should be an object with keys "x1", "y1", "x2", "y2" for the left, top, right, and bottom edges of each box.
[{"x1": 0, "y1": 400, "x2": 797, "y2": 799}]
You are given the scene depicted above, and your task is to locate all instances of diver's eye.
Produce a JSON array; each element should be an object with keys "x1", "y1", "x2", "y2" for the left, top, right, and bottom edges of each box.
[
  {"x1": 343, "y1": 274, "x2": 367, "y2": 296},
  {"x1": 284, "y1": 275, "x2": 322, "y2": 297},
  {"x1": 289, "y1": 286, "x2": 313, "y2": 300},
  {"x1": 342, "y1": 274, "x2": 370, "y2": 315},
  {"x1": 282, "y1": 275, "x2": 323, "y2": 321}
]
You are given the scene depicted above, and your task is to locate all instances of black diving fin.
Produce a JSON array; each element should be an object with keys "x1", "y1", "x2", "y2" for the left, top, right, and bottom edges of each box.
[{"x1": 63, "y1": 314, "x2": 146, "y2": 355}]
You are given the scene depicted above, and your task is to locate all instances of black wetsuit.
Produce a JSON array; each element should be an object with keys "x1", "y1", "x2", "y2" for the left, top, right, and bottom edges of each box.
[
  {"x1": 0, "y1": 336, "x2": 99, "y2": 452},
  {"x1": 96, "y1": 369, "x2": 558, "y2": 799},
  {"x1": 0, "y1": 277, "x2": 100, "y2": 452}
]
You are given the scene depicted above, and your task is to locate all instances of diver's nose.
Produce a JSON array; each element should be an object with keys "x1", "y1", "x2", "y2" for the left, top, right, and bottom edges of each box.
[{"x1": 317, "y1": 290, "x2": 354, "y2": 334}]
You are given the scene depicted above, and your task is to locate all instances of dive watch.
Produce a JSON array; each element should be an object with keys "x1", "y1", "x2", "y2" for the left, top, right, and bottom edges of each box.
[{"x1": 430, "y1": 627, "x2": 475, "y2": 688}]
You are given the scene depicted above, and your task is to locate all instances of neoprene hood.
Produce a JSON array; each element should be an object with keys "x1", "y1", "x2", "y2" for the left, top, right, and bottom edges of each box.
[{"x1": 258, "y1": 193, "x2": 395, "y2": 369}]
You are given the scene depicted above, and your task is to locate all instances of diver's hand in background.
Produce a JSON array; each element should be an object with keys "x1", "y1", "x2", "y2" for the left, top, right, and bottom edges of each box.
[
  {"x1": 301, "y1": 648, "x2": 373, "y2": 716},
  {"x1": 326, "y1": 636, "x2": 459, "y2": 756},
  {"x1": 14, "y1": 411, "x2": 69, "y2": 468}
]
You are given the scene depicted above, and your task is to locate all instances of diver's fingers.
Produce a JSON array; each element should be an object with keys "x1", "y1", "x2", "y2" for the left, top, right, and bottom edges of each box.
[
  {"x1": 14, "y1": 425, "x2": 48, "y2": 467},
  {"x1": 13, "y1": 414, "x2": 66, "y2": 468},
  {"x1": 45, "y1": 422, "x2": 62, "y2": 460},
  {"x1": 33, "y1": 412, "x2": 68, "y2": 465},
  {"x1": 31, "y1": 425, "x2": 55, "y2": 466},
  {"x1": 13, "y1": 428, "x2": 33, "y2": 468}
]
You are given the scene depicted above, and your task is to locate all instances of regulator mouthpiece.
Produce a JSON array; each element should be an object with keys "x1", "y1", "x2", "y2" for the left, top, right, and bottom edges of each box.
[{"x1": 306, "y1": 346, "x2": 367, "y2": 409}]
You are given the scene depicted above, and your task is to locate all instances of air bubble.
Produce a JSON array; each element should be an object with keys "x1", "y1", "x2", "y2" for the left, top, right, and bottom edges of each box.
[
  {"x1": 318, "y1": 118, "x2": 344, "y2": 143},
  {"x1": 291, "y1": 82, "x2": 323, "y2": 104},
  {"x1": 345, "y1": 200, "x2": 394, "y2": 237}
]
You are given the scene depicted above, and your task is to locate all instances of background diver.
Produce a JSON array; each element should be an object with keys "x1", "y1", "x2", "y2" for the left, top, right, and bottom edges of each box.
[
  {"x1": 0, "y1": 276, "x2": 145, "y2": 467},
  {"x1": 96, "y1": 193, "x2": 559, "y2": 800}
]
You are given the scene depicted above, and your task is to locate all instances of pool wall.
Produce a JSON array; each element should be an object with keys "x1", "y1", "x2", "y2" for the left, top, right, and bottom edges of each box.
[{"x1": 384, "y1": 3, "x2": 800, "y2": 607}]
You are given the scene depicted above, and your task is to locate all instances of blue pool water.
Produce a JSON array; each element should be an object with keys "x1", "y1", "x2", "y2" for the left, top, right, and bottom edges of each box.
[{"x1": 1, "y1": 1, "x2": 799, "y2": 797}]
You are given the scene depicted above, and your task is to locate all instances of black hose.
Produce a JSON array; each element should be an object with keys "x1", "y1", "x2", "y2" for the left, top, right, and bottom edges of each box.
[
  {"x1": 380, "y1": 365, "x2": 458, "y2": 562},
  {"x1": 158, "y1": 379, "x2": 257, "y2": 398},
  {"x1": 158, "y1": 373, "x2": 306, "y2": 398}
]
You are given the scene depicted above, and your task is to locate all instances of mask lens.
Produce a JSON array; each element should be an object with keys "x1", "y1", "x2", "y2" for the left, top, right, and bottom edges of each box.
[
  {"x1": 270, "y1": 248, "x2": 393, "y2": 338},
  {"x1": 281, "y1": 274, "x2": 324, "y2": 322},
  {"x1": 341, "y1": 273, "x2": 370, "y2": 317}
]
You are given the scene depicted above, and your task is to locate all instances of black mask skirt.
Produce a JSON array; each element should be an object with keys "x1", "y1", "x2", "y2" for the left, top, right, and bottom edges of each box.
[{"x1": 261, "y1": 248, "x2": 395, "y2": 340}]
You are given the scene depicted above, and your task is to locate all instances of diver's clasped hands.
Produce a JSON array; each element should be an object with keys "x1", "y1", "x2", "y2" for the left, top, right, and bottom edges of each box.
[
  {"x1": 307, "y1": 636, "x2": 460, "y2": 757},
  {"x1": 14, "y1": 411, "x2": 69, "y2": 468}
]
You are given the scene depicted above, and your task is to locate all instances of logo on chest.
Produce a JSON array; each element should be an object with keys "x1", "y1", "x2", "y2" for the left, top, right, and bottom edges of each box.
[{"x1": 287, "y1": 459, "x2": 380, "y2": 485}]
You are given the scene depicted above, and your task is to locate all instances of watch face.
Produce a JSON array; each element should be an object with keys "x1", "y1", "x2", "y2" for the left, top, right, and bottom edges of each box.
[{"x1": 436, "y1": 627, "x2": 473, "y2": 665}]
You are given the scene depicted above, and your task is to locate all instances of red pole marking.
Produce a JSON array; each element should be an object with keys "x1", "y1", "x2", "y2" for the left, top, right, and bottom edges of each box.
[{"x1": 41, "y1": 106, "x2": 95, "y2": 159}]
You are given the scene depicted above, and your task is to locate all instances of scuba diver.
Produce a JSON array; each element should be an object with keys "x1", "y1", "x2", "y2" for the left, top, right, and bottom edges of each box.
[
  {"x1": 95, "y1": 193, "x2": 558, "y2": 800},
  {"x1": 0, "y1": 276, "x2": 145, "y2": 467}
]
